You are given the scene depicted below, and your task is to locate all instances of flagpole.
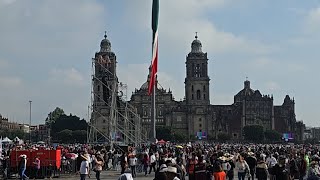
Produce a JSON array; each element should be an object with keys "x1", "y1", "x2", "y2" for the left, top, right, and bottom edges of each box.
[
  {"x1": 149, "y1": 0, "x2": 159, "y2": 142},
  {"x1": 151, "y1": 79, "x2": 156, "y2": 141}
]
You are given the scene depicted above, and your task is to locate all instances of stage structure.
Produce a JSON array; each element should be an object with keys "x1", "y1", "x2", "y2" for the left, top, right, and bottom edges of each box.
[{"x1": 88, "y1": 32, "x2": 147, "y2": 146}]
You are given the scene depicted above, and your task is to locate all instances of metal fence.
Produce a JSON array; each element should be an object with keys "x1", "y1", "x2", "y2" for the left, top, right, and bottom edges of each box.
[{"x1": 6, "y1": 159, "x2": 78, "y2": 179}]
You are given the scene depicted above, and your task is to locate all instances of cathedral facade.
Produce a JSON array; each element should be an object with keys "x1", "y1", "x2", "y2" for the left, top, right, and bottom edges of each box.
[
  {"x1": 129, "y1": 35, "x2": 302, "y2": 141},
  {"x1": 92, "y1": 33, "x2": 303, "y2": 142}
]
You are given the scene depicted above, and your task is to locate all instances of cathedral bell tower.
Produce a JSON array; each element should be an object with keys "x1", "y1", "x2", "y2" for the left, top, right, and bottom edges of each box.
[
  {"x1": 185, "y1": 34, "x2": 210, "y2": 105},
  {"x1": 91, "y1": 32, "x2": 118, "y2": 137}
]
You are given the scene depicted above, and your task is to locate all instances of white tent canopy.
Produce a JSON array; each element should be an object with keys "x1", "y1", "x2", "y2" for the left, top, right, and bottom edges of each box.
[{"x1": 2, "y1": 137, "x2": 12, "y2": 143}]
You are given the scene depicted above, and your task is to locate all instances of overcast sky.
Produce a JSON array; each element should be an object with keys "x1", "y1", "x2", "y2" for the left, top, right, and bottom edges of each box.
[{"x1": 0, "y1": 0, "x2": 319, "y2": 127}]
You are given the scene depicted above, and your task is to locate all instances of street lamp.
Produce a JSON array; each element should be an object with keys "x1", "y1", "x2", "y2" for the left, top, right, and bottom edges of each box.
[{"x1": 29, "y1": 100, "x2": 32, "y2": 144}]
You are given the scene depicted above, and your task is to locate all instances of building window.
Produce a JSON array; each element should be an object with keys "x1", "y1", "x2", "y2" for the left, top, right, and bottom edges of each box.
[
  {"x1": 103, "y1": 120, "x2": 106, "y2": 123},
  {"x1": 144, "y1": 109, "x2": 147, "y2": 116},
  {"x1": 192, "y1": 94, "x2": 194, "y2": 100},
  {"x1": 203, "y1": 94, "x2": 206, "y2": 100},
  {"x1": 199, "y1": 124, "x2": 202, "y2": 128},
  {"x1": 98, "y1": 85, "x2": 100, "y2": 91},
  {"x1": 199, "y1": 118, "x2": 202, "y2": 122},
  {"x1": 197, "y1": 90, "x2": 201, "y2": 100},
  {"x1": 191, "y1": 85, "x2": 194, "y2": 92},
  {"x1": 177, "y1": 116, "x2": 182, "y2": 122},
  {"x1": 203, "y1": 85, "x2": 205, "y2": 92},
  {"x1": 159, "y1": 109, "x2": 162, "y2": 116}
]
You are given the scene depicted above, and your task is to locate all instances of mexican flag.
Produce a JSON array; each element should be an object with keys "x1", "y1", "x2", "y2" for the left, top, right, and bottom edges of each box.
[{"x1": 148, "y1": 0, "x2": 159, "y2": 95}]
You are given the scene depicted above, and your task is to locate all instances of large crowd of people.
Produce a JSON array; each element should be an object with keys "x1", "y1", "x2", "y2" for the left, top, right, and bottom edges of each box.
[{"x1": 2, "y1": 142, "x2": 320, "y2": 180}]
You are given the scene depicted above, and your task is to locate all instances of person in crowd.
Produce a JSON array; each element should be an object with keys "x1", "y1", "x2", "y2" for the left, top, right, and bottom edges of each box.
[
  {"x1": 194, "y1": 155, "x2": 207, "y2": 180},
  {"x1": 235, "y1": 154, "x2": 250, "y2": 180},
  {"x1": 186, "y1": 153, "x2": 197, "y2": 180},
  {"x1": 213, "y1": 161, "x2": 226, "y2": 180},
  {"x1": 255, "y1": 157, "x2": 268, "y2": 180},
  {"x1": 32, "y1": 156, "x2": 40, "y2": 179},
  {"x1": 129, "y1": 154, "x2": 137, "y2": 178},
  {"x1": 154, "y1": 164, "x2": 168, "y2": 180},
  {"x1": 273, "y1": 155, "x2": 290, "y2": 180},
  {"x1": 19, "y1": 154, "x2": 28, "y2": 180},
  {"x1": 120, "y1": 152, "x2": 128, "y2": 174},
  {"x1": 166, "y1": 166, "x2": 180, "y2": 180},
  {"x1": 226, "y1": 154, "x2": 235, "y2": 180},
  {"x1": 143, "y1": 153, "x2": 149, "y2": 176},
  {"x1": 298, "y1": 152, "x2": 308, "y2": 180},
  {"x1": 307, "y1": 161, "x2": 320, "y2": 180},
  {"x1": 149, "y1": 152, "x2": 157, "y2": 174},
  {"x1": 266, "y1": 153, "x2": 277, "y2": 180},
  {"x1": 117, "y1": 167, "x2": 134, "y2": 180},
  {"x1": 246, "y1": 151, "x2": 257, "y2": 180},
  {"x1": 94, "y1": 154, "x2": 104, "y2": 180},
  {"x1": 79, "y1": 155, "x2": 90, "y2": 180}
]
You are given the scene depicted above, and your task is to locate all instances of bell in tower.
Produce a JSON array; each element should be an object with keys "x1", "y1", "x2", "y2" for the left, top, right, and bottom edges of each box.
[{"x1": 185, "y1": 33, "x2": 210, "y2": 105}]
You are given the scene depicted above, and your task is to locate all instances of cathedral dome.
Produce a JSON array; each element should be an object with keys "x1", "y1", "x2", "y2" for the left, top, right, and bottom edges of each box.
[
  {"x1": 191, "y1": 34, "x2": 202, "y2": 53},
  {"x1": 100, "y1": 32, "x2": 111, "y2": 52},
  {"x1": 140, "y1": 81, "x2": 148, "y2": 90}
]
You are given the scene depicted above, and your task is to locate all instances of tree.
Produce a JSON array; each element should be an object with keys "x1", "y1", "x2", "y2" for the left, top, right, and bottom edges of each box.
[
  {"x1": 243, "y1": 125, "x2": 264, "y2": 142},
  {"x1": 172, "y1": 132, "x2": 187, "y2": 143},
  {"x1": 45, "y1": 107, "x2": 65, "y2": 126},
  {"x1": 72, "y1": 130, "x2": 87, "y2": 143},
  {"x1": 56, "y1": 129, "x2": 72, "y2": 143},
  {"x1": 264, "y1": 129, "x2": 281, "y2": 142},
  {"x1": 217, "y1": 133, "x2": 231, "y2": 142},
  {"x1": 51, "y1": 114, "x2": 88, "y2": 134},
  {"x1": 156, "y1": 126, "x2": 172, "y2": 141}
]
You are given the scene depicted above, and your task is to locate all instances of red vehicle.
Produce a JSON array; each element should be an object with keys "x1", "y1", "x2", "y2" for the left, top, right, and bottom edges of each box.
[{"x1": 10, "y1": 148, "x2": 61, "y2": 177}]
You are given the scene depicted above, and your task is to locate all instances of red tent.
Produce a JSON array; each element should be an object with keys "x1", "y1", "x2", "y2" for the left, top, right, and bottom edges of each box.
[{"x1": 157, "y1": 139, "x2": 166, "y2": 144}]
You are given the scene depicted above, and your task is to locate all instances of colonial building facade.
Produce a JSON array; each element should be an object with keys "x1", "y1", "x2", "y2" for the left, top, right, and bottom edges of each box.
[{"x1": 93, "y1": 34, "x2": 303, "y2": 141}]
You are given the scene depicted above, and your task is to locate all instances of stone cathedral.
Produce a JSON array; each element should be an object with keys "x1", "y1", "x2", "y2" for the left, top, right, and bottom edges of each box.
[{"x1": 93, "y1": 33, "x2": 303, "y2": 141}]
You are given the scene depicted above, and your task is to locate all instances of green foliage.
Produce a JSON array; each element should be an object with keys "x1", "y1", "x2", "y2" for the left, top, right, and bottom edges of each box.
[
  {"x1": 45, "y1": 107, "x2": 65, "y2": 126},
  {"x1": 72, "y1": 130, "x2": 87, "y2": 143},
  {"x1": 243, "y1": 125, "x2": 264, "y2": 141},
  {"x1": 56, "y1": 129, "x2": 73, "y2": 143},
  {"x1": 172, "y1": 131, "x2": 187, "y2": 143},
  {"x1": 0, "y1": 129, "x2": 26, "y2": 140},
  {"x1": 217, "y1": 133, "x2": 231, "y2": 142},
  {"x1": 156, "y1": 126, "x2": 172, "y2": 141},
  {"x1": 51, "y1": 114, "x2": 88, "y2": 134},
  {"x1": 264, "y1": 129, "x2": 281, "y2": 141}
]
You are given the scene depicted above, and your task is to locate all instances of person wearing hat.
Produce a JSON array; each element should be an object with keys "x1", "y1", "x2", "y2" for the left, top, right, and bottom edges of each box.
[
  {"x1": 79, "y1": 154, "x2": 90, "y2": 180},
  {"x1": 245, "y1": 151, "x2": 257, "y2": 180},
  {"x1": 272, "y1": 155, "x2": 289, "y2": 180},
  {"x1": 19, "y1": 154, "x2": 28, "y2": 180},
  {"x1": 154, "y1": 164, "x2": 168, "y2": 180},
  {"x1": 166, "y1": 166, "x2": 180, "y2": 180},
  {"x1": 307, "y1": 161, "x2": 320, "y2": 180}
]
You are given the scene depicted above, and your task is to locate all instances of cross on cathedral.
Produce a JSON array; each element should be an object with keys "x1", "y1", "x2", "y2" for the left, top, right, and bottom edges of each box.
[
  {"x1": 104, "y1": 31, "x2": 107, "y2": 39},
  {"x1": 195, "y1": 32, "x2": 198, "y2": 39}
]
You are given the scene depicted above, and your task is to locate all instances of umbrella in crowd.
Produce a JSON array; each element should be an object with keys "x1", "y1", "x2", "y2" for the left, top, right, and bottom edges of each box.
[{"x1": 65, "y1": 153, "x2": 78, "y2": 160}]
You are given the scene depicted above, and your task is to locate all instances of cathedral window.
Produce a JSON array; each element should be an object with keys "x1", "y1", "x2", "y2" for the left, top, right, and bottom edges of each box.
[
  {"x1": 177, "y1": 116, "x2": 182, "y2": 122},
  {"x1": 192, "y1": 85, "x2": 194, "y2": 92},
  {"x1": 197, "y1": 90, "x2": 201, "y2": 100},
  {"x1": 199, "y1": 123, "x2": 202, "y2": 128},
  {"x1": 192, "y1": 94, "x2": 194, "y2": 100},
  {"x1": 203, "y1": 85, "x2": 205, "y2": 92},
  {"x1": 203, "y1": 94, "x2": 206, "y2": 100},
  {"x1": 192, "y1": 63, "x2": 195, "y2": 77},
  {"x1": 98, "y1": 85, "x2": 100, "y2": 91},
  {"x1": 159, "y1": 109, "x2": 162, "y2": 116},
  {"x1": 195, "y1": 64, "x2": 201, "y2": 77},
  {"x1": 199, "y1": 118, "x2": 202, "y2": 122}
]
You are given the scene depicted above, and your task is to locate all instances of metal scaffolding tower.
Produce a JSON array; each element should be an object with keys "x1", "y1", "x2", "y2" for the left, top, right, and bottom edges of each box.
[{"x1": 88, "y1": 56, "x2": 147, "y2": 146}]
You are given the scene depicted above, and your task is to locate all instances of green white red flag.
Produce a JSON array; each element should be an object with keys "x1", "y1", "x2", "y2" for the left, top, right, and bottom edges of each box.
[{"x1": 148, "y1": 0, "x2": 159, "y2": 95}]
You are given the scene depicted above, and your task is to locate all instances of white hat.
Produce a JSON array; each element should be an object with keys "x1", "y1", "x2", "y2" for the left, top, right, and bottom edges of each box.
[
  {"x1": 166, "y1": 166, "x2": 177, "y2": 174},
  {"x1": 159, "y1": 164, "x2": 167, "y2": 172},
  {"x1": 20, "y1": 154, "x2": 27, "y2": 159}
]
